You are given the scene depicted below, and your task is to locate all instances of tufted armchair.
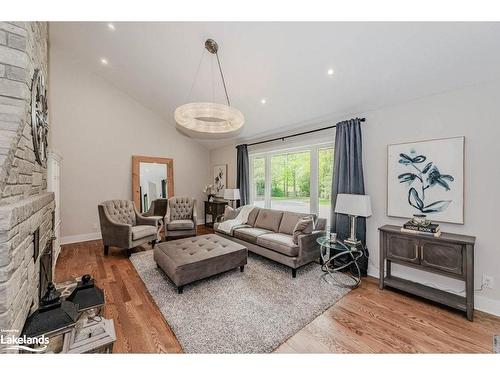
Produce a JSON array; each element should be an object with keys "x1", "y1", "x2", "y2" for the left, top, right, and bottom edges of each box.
[
  {"x1": 164, "y1": 197, "x2": 197, "y2": 239},
  {"x1": 98, "y1": 199, "x2": 159, "y2": 257}
]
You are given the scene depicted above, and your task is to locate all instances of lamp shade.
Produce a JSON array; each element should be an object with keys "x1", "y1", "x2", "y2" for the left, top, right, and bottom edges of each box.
[
  {"x1": 334, "y1": 194, "x2": 372, "y2": 217},
  {"x1": 223, "y1": 188, "x2": 241, "y2": 200}
]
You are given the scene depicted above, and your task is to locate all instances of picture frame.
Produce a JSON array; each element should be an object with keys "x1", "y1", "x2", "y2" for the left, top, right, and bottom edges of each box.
[
  {"x1": 387, "y1": 136, "x2": 464, "y2": 224},
  {"x1": 213, "y1": 164, "x2": 227, "y2": 197}
]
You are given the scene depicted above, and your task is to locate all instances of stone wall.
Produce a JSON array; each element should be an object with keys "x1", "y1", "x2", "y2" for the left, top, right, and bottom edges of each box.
[
  {"x1": 1, "y1": 22, "x2": 49, "y2": 201},
  {"x1": 0, "y1": 22, "x2": 53, "y2": 339}
]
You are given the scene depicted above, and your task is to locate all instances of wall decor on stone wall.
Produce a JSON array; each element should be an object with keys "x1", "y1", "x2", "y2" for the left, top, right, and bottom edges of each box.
[
  {"x1": 213, "y1": 164, "x2": 227, "y2": 197},
  {"x1": 31, "y1": 68, "x2": 49, "y2": 167},
  {"x1": 387, "y1": 136, "x2": 464, "y2": 224}
]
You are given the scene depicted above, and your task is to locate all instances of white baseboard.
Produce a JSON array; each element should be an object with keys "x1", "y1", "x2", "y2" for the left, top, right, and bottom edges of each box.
[
  {"x1": 367, "y1": 269, "x2": 500, "y2": 317},
  {"x1": 61, "y1": 232, "x2": 101, "y2": 245},
  {"x1": 61, "y1": 220, "x2": 207, "y2": 245},
  {"x1": 475, "y1": 295, "x2": 500, "y2": 317}
]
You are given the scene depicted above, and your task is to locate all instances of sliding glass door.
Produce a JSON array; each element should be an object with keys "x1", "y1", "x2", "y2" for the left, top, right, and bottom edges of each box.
[
  {"x1": 318, "y1": 146, "x2": 334, "y2": 226},
  {"x1": 249, "y1": 142, "x2": 333, "y2": 224},
  {"x1": 252, "y1": 157, "x2": 265, "y2": 207},
  {"x1": 270, "y1": 151, "x2": 311, "y2": 213}
]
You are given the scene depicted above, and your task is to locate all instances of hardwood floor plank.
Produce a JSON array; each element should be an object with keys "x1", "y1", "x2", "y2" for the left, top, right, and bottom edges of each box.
[{"x1": 55, "y1": 227, "x2": 500, "y2": 354}]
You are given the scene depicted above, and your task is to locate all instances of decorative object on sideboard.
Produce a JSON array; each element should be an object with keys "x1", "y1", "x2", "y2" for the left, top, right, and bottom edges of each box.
[
  {"x1": 387, "y1": 136, "x2": 464, "y2": 224},
  {"x1": 213, "y1": 164, "x2": 227, "y2": 197},
  {"x1": 378, "y1": 225, "x2": 475, "y2": 321},
  {"x1": 174, "y1": 39, "x2": 244, "y2": 138},
  {"x1": 224, "y1": 188, "x2": 240, "y2": 208},
  {"x1": 203, "y1": 184, "x2": 214, "y2": 201},
  {"x1": 31, "y1": 68, "x2": 49, "y2": 167},
  {"x1": 401, "y1": 216, "x2": 441, "y2": 237},
  {"x1": 334, "y1": 194, "x2": 372, "y2": 246}
]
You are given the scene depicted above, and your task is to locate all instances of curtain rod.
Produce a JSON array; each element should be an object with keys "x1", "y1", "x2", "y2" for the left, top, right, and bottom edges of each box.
[{"x1": 239, "y1": 117, "x2": 366, "y2": 148}]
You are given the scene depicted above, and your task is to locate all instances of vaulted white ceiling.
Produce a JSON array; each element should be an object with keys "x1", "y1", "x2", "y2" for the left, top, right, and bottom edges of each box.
[{"x1": 50, "y1": 22, "x2": 500, "y2": 147}]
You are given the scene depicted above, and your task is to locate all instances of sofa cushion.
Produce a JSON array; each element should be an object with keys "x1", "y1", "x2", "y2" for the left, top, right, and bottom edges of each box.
[
  {"x1": 292, "y1": 216, "x2": 314, "y2": 244},
  {"x1": 246, "y1": 208, "x2": 260, "y2": 226},
  {"x1": 278, "y1": 211, "x2": 315, "y2": 235},
  {"x1": 233, "y1": 227, "x2": 272, "y2": 244},
  {"x1": 256, "y1": 233, "x2": 299, "y2": 257},
  {"x1": 131, "y1": 225, "x2": 157, "y2": 240},
  {"x1": 167, "y1": 220, "x2": 195, "y2": 231},
  {"x1": 254, "y1": 209, "x2": 283, "y2": 232}
]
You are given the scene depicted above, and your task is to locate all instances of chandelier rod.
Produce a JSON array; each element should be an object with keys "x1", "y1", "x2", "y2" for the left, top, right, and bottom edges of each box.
[{"x1": 215, "y1": 51, "x2": 231, "y2": 107}]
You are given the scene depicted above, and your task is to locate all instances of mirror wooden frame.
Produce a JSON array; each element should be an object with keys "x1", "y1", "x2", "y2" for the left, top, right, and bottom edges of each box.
[{"x1": 132, "y1": 155, "x2": 174, "y2": 210}]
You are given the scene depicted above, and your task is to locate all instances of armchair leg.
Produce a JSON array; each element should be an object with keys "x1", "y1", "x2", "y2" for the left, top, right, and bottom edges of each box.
[
  {"x1": 177, "y1": 286, "x2": 184, "y2": 294},
  {"x1": 104, "y1": 245, "x2": 109, "y2": 256},
  {"x1": 126, "y1": 248, "x2": 132, "y2": 257},
  {"x1": 151, "y1": 239, "x2": 157, "y2": 249},
  {"x1": 292, "y1": 268, "x2": 297, "y2": 278}
]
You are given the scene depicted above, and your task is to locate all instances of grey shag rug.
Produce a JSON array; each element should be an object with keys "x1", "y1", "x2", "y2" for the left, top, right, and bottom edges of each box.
[{"x1": 130, "y1": 250, "x2": 351, "y2": 353}]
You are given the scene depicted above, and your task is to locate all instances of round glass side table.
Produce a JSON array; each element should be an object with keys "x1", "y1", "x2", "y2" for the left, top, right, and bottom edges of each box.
[{"x1": 316, "y1": 236, "x2": 363, "y2": 288}]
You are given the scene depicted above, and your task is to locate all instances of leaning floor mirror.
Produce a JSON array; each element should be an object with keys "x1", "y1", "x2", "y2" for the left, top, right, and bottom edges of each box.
[{"x1": 132, "y1": 155, "x2": 174, "y2": 213}]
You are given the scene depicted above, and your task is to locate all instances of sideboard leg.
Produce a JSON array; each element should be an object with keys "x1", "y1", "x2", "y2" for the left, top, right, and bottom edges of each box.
[
  {"x1": 379, "y1": 233, "x2": 385, "y2": 289},
  {"x1": 466, "y1": 244, "x2": 474, "y2": 321}
]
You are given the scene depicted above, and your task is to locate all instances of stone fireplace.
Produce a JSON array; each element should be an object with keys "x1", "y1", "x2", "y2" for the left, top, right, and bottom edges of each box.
[{"x1": 0, "y1": 22, "x2": 54, "y2": 338}]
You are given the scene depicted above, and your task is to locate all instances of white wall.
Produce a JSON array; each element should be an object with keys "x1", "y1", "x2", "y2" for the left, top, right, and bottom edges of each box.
[
  {"x1": 49, "y1": 47, "x2": 210, "y2": 243},
  {"x1": 363, "y1": 80, "x2": 500, "y2": 316},
  {"x1": 209, "y1": 144, "x2": 237, "y2": 189},
  {"x1": 210, "y1": 80, "x2": 500, "y2": 315}
]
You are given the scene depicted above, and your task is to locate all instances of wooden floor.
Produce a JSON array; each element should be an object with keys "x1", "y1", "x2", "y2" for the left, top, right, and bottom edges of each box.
[{"x1": 55, "y1": 226, "x2": 500, "y2": 353}]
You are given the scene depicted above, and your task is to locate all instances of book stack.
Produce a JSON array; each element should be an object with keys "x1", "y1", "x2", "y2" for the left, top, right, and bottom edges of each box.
[{"x1": 400, "y1": 221, "x2": 441, "y2": 237}]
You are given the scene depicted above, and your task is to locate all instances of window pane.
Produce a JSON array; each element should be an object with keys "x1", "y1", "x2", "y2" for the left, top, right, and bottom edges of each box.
[
  {"x1": 252, "y1": 157, "x2": 265, "y2": 207},
  {"x1": 270, "y1": 151, "x2": 310, "y2": 213},
  {"x1": 318, "y1": 147, "x2": 334, "y2": 227}
]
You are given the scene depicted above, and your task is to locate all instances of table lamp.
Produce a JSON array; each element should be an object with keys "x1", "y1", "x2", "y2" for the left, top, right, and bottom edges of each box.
[
  {"x1": 334, "y1": 193, "x2": 372, "y2": 246},
  {"x1": 223, "y1": 189, "x2": 241, "y2": 208}
]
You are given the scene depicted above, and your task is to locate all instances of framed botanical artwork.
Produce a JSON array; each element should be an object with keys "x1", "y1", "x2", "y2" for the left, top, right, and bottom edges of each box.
[
  {"x1": 213, "y1": 164, "x2": 227, "y2": 197},
  {"x1": 387, "y1": 136, "x2": 464, "y2": 224}
]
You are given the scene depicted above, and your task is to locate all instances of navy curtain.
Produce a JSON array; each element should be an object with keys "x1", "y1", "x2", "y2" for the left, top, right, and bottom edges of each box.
[
  {"x1": 330, "y1": 118, "x2": 367, "y2": 273},
  {"x1": 236, "y1": 144, "x2": 250, "y2": 206}
]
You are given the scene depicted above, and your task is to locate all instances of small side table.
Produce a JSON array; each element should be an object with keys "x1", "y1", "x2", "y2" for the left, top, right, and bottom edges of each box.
[{"x1": 316, "y1": 236, "x2": 364, "y2": 288}]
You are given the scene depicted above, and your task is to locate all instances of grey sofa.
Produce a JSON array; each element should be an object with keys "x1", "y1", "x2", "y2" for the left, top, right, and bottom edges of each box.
[
  {"x1": 214, "y1": 207, "x2": 326, "y2": 277},
  {"x1": 164, "y1": 196, "x2": 198, "y2": 239},
  {"x1": 98, "y1": 199, "x2": 159, "y2": 257}
]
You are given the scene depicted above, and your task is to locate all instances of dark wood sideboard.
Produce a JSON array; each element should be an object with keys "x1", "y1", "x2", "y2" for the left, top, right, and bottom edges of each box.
[
  {"x1": 204, "y1": 200, "x2": 227, "y2": 228},
  {"x1": 378, "y1": 225, "x2": 476, "y2": 321}
]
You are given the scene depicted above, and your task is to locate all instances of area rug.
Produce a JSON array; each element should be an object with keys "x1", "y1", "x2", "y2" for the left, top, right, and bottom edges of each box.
[{"x1": 130, "y1": 250, "x2": 351, "y2": 353}]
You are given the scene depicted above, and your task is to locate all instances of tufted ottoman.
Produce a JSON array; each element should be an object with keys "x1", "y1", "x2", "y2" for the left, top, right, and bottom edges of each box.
[{"x1": 153, "y1": 234, "x2": 247, "y2": 293}]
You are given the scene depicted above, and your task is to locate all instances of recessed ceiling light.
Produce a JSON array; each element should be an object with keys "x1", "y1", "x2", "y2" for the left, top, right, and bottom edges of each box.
[
  {"x1": 107, "y1": 23, "x2": 115, "y2": 31},
  {"x1": 260, "y1": 98, "x2": 267, "y2": 104},
  {"x1": 100, "y1": 58, "x2": 109, "y2": 65},
  {"x1": 327, "y1": 68, "x2": 334, "y2": 76}
]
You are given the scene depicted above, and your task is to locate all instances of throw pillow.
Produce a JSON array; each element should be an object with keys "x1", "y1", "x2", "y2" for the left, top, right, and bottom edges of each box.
[
  {"x1": 292, "y1": 215, "x2": 314, "y2": 244},
  {"x1": 223, "y1": 206, "x2": 240, "y2": 221}
]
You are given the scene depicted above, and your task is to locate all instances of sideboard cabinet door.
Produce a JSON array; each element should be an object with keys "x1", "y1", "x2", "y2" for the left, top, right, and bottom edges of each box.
[
  {"x1": 420, "y1": 240, "x2": 464, "y2": 276},
  {"x1": 386, "y1": 234, "x2": 420, "y2": 264}
]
